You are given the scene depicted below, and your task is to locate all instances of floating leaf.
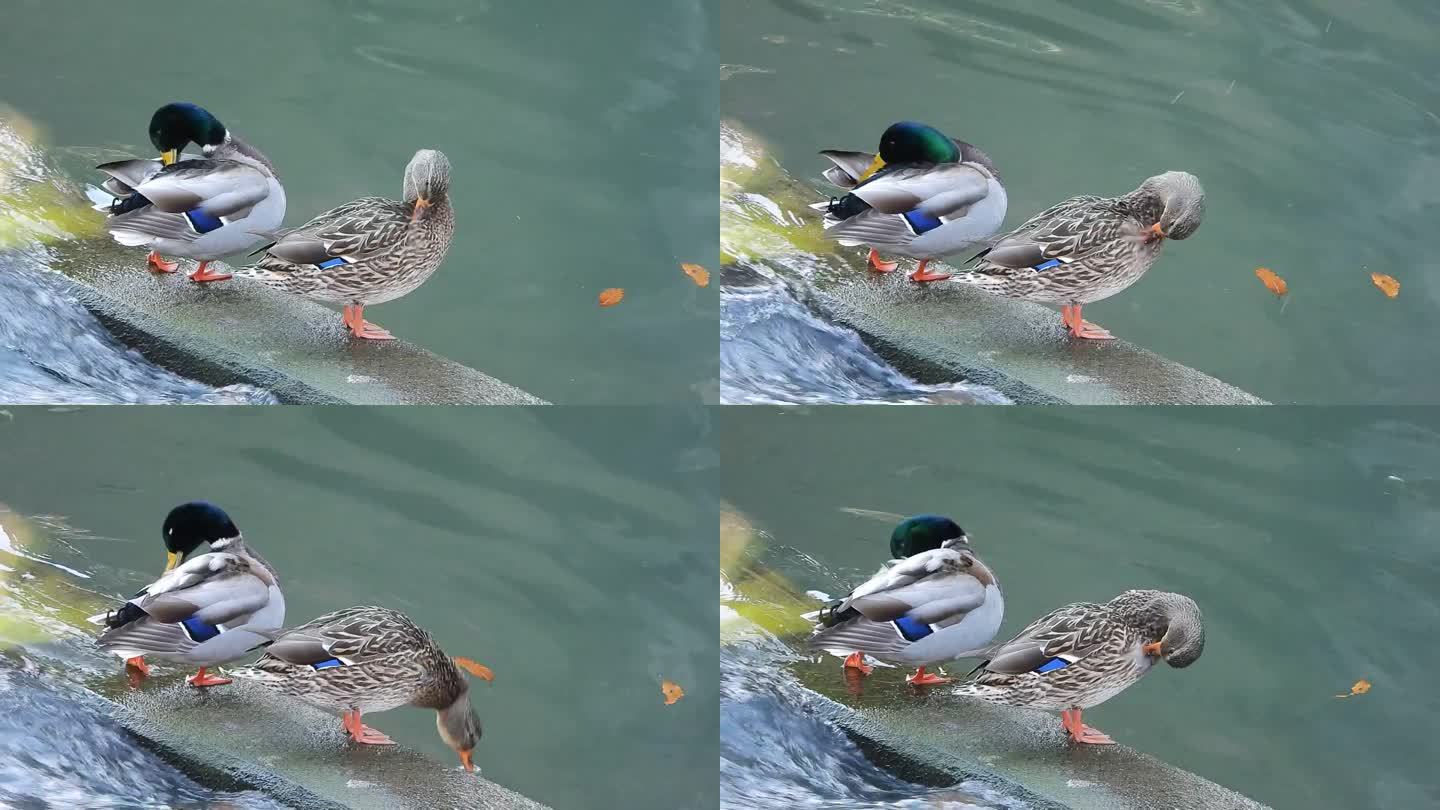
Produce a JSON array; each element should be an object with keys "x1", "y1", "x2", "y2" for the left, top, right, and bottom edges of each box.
[
  {"x1": 453, "y1": 657, "x2": 495, "y2": 682},
  {"x1": 661, "y1": 680, "x2": 684, "y2": 705},
  {"x1": 1370, "y1": 273, "x2": 1399, "y2": 299},
  {"x1": 681, "y1": 263, "x2": 710, "y2": 287},
  {"x1": 1255, "y1": 267, "x2": 1288, "y2": 296},
  {"x1": 1334, "y1": 678, "x2": 1371, "y2": 698},
  {"x1": 598, "y1": 288, "x2": 625, "y2": 307}
]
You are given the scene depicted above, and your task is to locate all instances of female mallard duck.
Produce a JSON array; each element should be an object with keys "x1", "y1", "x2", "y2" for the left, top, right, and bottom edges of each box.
[
  {"x1": 230, "y1": 605, "x2": 493, "y2": 770},
  {"x1": 235, "y1": 149, "x2": 454, "y2": 341},
  {"x1": 93, "y1": 103, "x2": 286, "y2": 283},
  {"x1": 951, "y1": 172, "x2": 1205, "y2": 340},
  {"x1": 955, "y1": 589, "x2": 1204, "y2": 745},
  {"x1": 810, "y1": 121, "x2": 1007, "y2": 283},
  {"x1": 805, "y1": 515, "x2": 1004, "y2": 686},
  {"x1": 94, "y1": 502, "x2": 285, "y2": 688}
]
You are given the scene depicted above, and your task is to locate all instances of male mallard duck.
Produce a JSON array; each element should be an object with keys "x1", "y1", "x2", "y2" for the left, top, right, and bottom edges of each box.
[
  {"x1": 230, "y1": 605, "x2": 493, "y2": 770},
  {"x1": 810, "y1": 121, "x2": 1007, "y2": 283},
  {"x1": 805, "y1": 515, "x2": 1004, "y2": 686},
  {"x1": 93, "y1": 103, "x2": 286, "y2": 283},
  {"x1": 234, "y1": 149, "x2": 454, "y2": 341},
  {"x1": 94, "y1": 502, "x2": 285, "y2": 688},
  {"x1": 954, "y1": 589, "x2": 1203, "y2": 745},
  {"x1": 951, "y1": 171, "x2": 1205, "y2": 340}
]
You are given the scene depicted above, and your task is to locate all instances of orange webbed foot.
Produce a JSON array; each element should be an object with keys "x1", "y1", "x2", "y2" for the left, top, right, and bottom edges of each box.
[
  {"x1": 867, "y1": 249, "x2": 898, "y2": 273},
  {"x1": 147, "y1": 251, "x2": 179, "y2": 274},
  {"x1": 186, "y1": 667, "x2": 232, "y2": 688},
  {"x1": 188, "y1": 261, "x2": 232, "y2": 283},
  {"x1": 842, "y1": 651, "x2": 873, "y2": 676}
]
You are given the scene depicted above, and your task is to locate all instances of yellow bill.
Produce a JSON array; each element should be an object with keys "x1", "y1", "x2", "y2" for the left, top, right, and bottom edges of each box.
[
  {"x1": 164, "y1": 551, "x2": 181, "y2": 571},
  {"x1": 161, "y1": 149, "x2": 178, "y2": 166},
  {"x1": 856, "y1": 154, "x2": 886, "y2": 183}
]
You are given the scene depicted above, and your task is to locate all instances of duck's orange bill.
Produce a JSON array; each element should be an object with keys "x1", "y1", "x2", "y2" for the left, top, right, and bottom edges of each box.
[
  {"x1": 453, "y1": 657, "x2": 494, "y2": 681},
  {"x1": 460, "y1": 749, "x2": 475, "y2": 771}
]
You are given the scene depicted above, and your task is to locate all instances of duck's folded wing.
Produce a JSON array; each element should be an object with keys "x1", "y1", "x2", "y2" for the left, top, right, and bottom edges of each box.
[
  {"x1": 838, "y1": 549, "x2": 985, "y2": 623},
  {"x1": 851, "y1": 164, "x2": 991, "y2": 216},
  {"x1": 256, "y1": 198, "x2": 409, "y2": 269},
  {"x1": 978, "y1": 603, "x2": 1112, "y2": 674},
  {"x1": 95, "y1": 158, "x2": 163, "y2": 198},
  {"x1": 818, "y1": 149, "x2": 876, "y2": 189},
  {"x1": 968, "y1": 195, "x2": 1111, "y2": 272},
  {"x1": 266, "y1": 605, "x2": 410, "y2": 663},
  {"x1": 132, "y1": 552, "x2": 269, "y2": 625},
  {"x1": 133, "y1": 159, "x2": 271, "y2": 217}
]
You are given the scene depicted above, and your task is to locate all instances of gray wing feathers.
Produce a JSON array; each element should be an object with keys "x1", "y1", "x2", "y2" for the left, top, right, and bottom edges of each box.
[
  {"x1": 96, "y1": 159, "x2": 163, "y2": 195},
  {"x1": 853, "y1": 165, "x2": 990, "y2": 214},
  {"x1": 138, "y1": 553, "x2": 271, "y2": 625},
  {"x1": 106, "y1": 208, "x2": 197, "y2": 245},
  {"x1": 265, "y1": 633, "x2": 337, "y2": 665},
  {"x1": 818, "y1": 150, "x2": 876, "y2": 189},
  {"x1": 839, "y1": 549, "x2": 984, "y2": 623},
  {"x1": 136, "y1": 162, "x2": 269, "y2": 216}
]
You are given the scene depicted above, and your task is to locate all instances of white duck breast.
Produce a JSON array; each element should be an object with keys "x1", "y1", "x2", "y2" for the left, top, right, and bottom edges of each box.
[
  {"x1": 96, "y1": 548, "x2": 285, "y2": 667},
  {"x1": 808, "y1": 547, "x2": 1004, "y2": 667}
]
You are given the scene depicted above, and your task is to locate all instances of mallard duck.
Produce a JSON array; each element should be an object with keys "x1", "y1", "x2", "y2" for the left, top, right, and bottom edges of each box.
[
  {"x1": 810, "y1": 121, "x2": 1007, "y2": 283},
  {"x1": 805, "y1": 515, "x2": 1004, "y2": 686},
  {"x1": 234, "y1": 149, "x2": 454, "y2": 341},
  {"x1": 94, "y1": 502, "x2": 285, "y2": 688},
  {"x1": 954, "y1": 589, "x2": 1204, "y2": 745},
  {"x1": 951, "y1": 172, "x2": 1205, "y2": 340},
  {"x1": 93, "y1": 102, "x2": 286, "y2": 283},
  {"x1": 230, "y1": 605, "x2": 493, "y2": 770}
]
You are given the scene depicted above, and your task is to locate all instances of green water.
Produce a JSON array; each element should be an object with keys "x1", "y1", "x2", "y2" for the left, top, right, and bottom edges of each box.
[
  {"x1": 720, "y1": 406, "x2": 1440, "y2": 809},
  {"x1": 721, "y1": 0, "x2": 1440, "y2": 404},
  {"x1": 0, "y1": 406, "x2": 718, "y2": 810},
  {"x1": 0, "y1": 0, "x2": 716, "y2": 404}
]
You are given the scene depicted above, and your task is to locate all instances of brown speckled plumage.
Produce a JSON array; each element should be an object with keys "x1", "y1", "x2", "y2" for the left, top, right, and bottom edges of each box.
[
  {"x1": 955, "y1": 589, "x2": 1204, "y2": 712},
  {"x1": 232, "y1": 605, "x2": 467, "y2": 712},
  {"x1": 236, "y1": 149, "x2": 453, "y2": 307},
  {"x1": 952, "y1": 171, "x2": 1205, "y2": 306}
]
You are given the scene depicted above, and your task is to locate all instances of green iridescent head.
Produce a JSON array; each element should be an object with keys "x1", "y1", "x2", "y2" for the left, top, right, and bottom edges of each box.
[
  {"x1": 148, "y1": 103, "x2": 227, "y2": 161},
  {"x1": 877, "y1": 121, "x2": 960, "y2": 165},
  {"x1": 889, "y1": 514, "x2": 967, "y2": 558}
]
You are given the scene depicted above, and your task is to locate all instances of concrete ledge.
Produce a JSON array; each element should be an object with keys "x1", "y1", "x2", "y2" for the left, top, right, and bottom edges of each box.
[
  {"x1": 720, "y1": 120, "x2": 1267, "y2": 405},
  {"x1": 47, "y1": 238, "x2": 547, "y2": 405}
]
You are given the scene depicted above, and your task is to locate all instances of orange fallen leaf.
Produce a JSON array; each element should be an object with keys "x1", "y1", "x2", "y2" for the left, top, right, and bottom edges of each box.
[
  {"x1": 661, "y1": 680, "x2": 684, "y2": 705},
  {"x1": 598, "y1": 288, "x2": 625, "y2": 307},
  {"x1": 1334, "y1": 678, "x2": 1371, "y2": 698},
  {"x1": 681, "y1": 263, "x2": 710, "y2": 287},
  {"x1": 1255, "y1": 267, "x2": 1288, "y2": 296},
  {"x1": 1370, "y1": 273, "x2": 1399, "y2": 299},
  {"x1": 453, "y1": 657, "x2": 495, "y2": 682}
]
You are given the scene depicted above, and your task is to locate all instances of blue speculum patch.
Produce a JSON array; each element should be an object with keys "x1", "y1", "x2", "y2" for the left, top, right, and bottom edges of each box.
[
  {"x1": 317, "y1": 257, "x2": 347, "y2": 269},
  {"x1": 312, "y1": 657, "x2": 343, "y2": 670},
  {"x1": 893, "y1": 616, "x2": 935, "y2": 642},
  {"x1": 185, "y1": 209, "x2": 224, "y2": 234},
  {"x1": 902, "y1": 209, "x2": 944, "y2": 234},
  {"x1": 181, "y1": 617, "x2": 221, "y2": 642},
  {"x1": 1033, "y1": 258, "x2": 1062, "y2": 271},
  {"x1": 1035, "y1": 657, "x2": 1068, "y2": 673}
]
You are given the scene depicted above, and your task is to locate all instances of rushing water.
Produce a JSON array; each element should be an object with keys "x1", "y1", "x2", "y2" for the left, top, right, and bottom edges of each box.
[
  {"x1": 0, "y1": 249, "x2": 276, "y2": 404},
  {"x1": 721, "y1": 0, "x2": 1440, "y2": 404},
  {"x1": 720, "y1": 273, "x2": 1009, "y2": 404},
  {"x1": 0, "y1": 407, "x2": 718, "y2": 810},
  {"x1": 1, "y1": 0, "x2": 716, "y2": 404},
  {"x1": 0, "y1": 663, "x2": 293, "y2": 809},
  {"x1": 719, "y1": 630, "x2": 1034, "y2": 809},
  {"x1": 720, "y1": 406, "x2": 1440, "y2": 810}
]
